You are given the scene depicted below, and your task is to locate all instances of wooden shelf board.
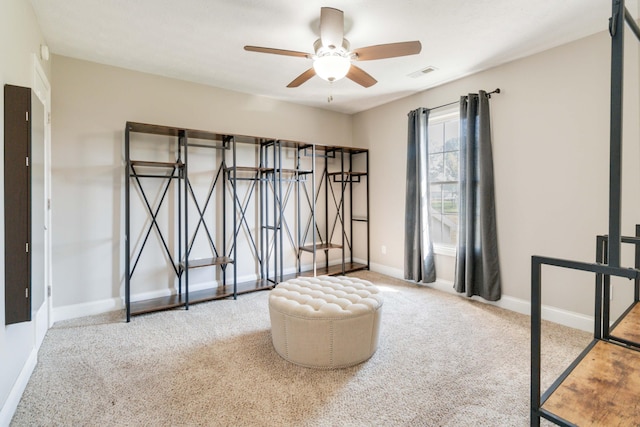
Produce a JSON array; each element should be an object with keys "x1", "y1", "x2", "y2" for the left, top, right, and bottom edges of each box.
[
  {"x1": 130, "y1": 279, "x2": 275, "y2": 317},
  {"x1": 610, "y1": 301, "x2": 640, "y2": 344},
  {"x1": 181, "y1": 257, "x2": 233, "y2": 269},
  {"x1": 225, "y1": 166, "x2": 273, "y2": 173},
  {"x1": 297, "y1": 262, "x2": 368, "y2": 277},
  {"x1": 299, "y1": 243, "x2": 343, "y2": 252},
  {"x1": 274, "y1": 168, "x2": 312, "y2": 175},
  {"x1": 130, "y1": 160, "x2": 183, "y2": 168},
  {"x1": 314, "y1": 145, "x2": 368, "y2": 155},
  {"x1": 327, "y1": 171, "x2": 367, "y2": 177},
  {"x1": 541, "y1": 340, "x2": 640, "y2": 426},
  {"x1": 130, "y1": 294, "x2": 188, "y2": 316},
  {"x1": 127, "y1": 121, "x2": 228, "y2": 141}
]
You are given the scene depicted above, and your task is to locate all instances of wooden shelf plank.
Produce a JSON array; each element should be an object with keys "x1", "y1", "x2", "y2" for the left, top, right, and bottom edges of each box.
[
  {"x1": 130, "y1": 160, "x2": 183, "y2": 168},
  {"x1": 299, "y1": 243, "x2": 343, "y2": 252},
  {"x1": 541, "y1": 340, "x2": 640, "y2": 426},
  {"x1": 275, "y1": 168, "x2": 312, "y2": 175},
  {"x1": 130, "y1": 294, "x2": 187, "y2": 315},
  {"x1": 181, "y1": 257, "x2": 233, "y2": 269},
  {"x1": 127, "y1": 121, "x2": 229, "y2": 141},
  {"x1": 610, "y1": 301, "x2": 640, "y2": 344},
  {"x1": 130, "y1": 279, "x2": 274, "y2": 316},
  {"x1": 297, "y1": 262, "x2": 368, "y2": 277},
  {"x1": 327, "y1": 171, "x2": 367, "y2": 177},
  {"x1": 225, "y1": 166, "x2": 273, "y2": 173}
]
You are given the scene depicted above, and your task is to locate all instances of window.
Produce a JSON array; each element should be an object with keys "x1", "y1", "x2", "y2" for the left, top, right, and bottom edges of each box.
[{"x1": 428, "y1": 109, "x2": 460, "y2": 247}]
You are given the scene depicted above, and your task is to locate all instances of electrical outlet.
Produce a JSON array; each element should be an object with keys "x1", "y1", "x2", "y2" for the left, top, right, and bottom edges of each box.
[{"x1": 381, "y1": 245, "x2": 387, "y2": 255}]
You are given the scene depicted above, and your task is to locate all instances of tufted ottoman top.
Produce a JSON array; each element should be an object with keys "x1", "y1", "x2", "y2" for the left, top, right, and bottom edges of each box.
[{"x1": 269, "y1": 275, "x2": 383, "y2": 319}]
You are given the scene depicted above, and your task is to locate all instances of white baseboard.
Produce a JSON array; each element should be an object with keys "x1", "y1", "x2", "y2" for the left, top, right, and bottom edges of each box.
[
  {"x1": 368, "y1": 263, "x2": 593, "y2": 332},
  {"x1": 0, "y1": 348, "x2": 37, "y2": 427},
  {"x1": 53, "y1": 262, "x2": 594, "y2": 332},
  {"x1": 53, "y1": 297, "x2": 122, "y2": 323},
  {"x1": 424, "y1": 278, "x2": 593, "y2": 333},
  {"x1": 369, "y1": 261, "x2": 404, "y2": 279}
]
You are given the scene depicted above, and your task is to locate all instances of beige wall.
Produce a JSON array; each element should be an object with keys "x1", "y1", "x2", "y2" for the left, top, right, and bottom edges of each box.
[
  {"x1": 6, "y1": 5, "x2": 640, "y2": 422},
  {"x1": 0, "y1": 0, "x2": 51, "y2": 420},
  {"x1": 50, "y1": 55, "x2": 353, "y2": 309},
  {"x1": 353, "y1": 28, "x2": 640, "y2": 317},
  {"x1": 52, "y1": 26, "x2": 640, "y2": 320}
]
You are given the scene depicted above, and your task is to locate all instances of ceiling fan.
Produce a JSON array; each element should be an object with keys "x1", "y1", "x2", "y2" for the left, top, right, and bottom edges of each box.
[{"x1": 244, "y1": 7, "x2": 422, "y2": 88}]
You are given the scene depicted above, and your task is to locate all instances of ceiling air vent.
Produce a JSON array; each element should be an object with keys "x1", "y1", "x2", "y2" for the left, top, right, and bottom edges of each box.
[{"x1": 408, "y1": 66, "x2": 437, "y2": 78}]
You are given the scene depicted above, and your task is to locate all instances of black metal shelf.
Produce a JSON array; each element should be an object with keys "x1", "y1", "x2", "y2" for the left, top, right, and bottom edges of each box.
[
  {"x1": 129, "y1": 278, "x2": 275, "y2": 316},
  {"x1": 299, "y1": 242, "x2": 343, "y2": 252},
  {"x1": 125, "y1": 122, "x2": 234, "y2": 321},
  {"x1": 297, "y1": 146, "x2": 369, "y2": 277},
  {"x1": 180, "y1": 257, "x2": 234, "y2": 269},
  {"x1": 125, "y1": 121, "x2": 370, "y2": 321},
  {"x1": 531, "y1": 4, "x2": 640, "y2": 425},
  {"x1": 130, "y1": 160, "x2": 184, "y2": 168}
]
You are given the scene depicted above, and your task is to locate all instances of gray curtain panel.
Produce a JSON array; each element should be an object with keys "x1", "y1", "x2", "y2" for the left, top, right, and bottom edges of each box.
[
  {"x1": 454, "y1": 91, "x2": 501, "y2": 300},
  {"x1": 404, "y1": 107, "x2": 436, "y2": 283}
]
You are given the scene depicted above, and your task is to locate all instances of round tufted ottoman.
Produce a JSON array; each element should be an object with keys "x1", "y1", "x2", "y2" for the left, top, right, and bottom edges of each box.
[{"x1": 268, "y1": 275, "x2": 383, "y2": 369}]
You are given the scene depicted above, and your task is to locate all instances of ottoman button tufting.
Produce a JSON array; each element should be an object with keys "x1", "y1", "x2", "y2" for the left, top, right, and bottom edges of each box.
[{"x1": 268, "y1": 275, "x2": 383, "y2": 369}]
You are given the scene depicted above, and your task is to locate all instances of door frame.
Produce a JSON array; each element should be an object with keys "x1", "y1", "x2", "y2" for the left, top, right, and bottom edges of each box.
[{"x1": 32, "y1": 54, "x2": 52, "y2": 342}]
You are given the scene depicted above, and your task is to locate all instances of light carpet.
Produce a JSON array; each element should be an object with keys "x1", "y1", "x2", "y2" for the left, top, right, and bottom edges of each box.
[{"x1": 10, "y1": 271, "x2": 591, "y2": 426}]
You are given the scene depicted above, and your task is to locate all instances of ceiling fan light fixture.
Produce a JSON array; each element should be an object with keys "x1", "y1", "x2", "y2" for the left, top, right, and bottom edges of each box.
[{"x1": 313, "y1": 54, "x2": 351, "y2": 82}]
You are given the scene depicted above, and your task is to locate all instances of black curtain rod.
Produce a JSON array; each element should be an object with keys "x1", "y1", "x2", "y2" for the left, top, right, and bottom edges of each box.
[{"x1": 424, "y1": 88, "x2": 501, "y2": 112}]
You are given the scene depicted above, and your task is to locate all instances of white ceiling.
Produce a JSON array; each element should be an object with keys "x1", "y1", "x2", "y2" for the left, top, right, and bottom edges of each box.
[{"x1": 30, "y1": 0, "x2": 622, "y2": 114}]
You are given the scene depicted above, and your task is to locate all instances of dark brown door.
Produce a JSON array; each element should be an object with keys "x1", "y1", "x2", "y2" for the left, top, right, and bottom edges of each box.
[{"x1": 4, "y1": 84, "x2": 31, "y2": 325}]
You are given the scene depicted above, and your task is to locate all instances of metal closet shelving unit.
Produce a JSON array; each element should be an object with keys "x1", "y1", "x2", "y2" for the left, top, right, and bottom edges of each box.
[
  {"x1": 530, "y1": 1, "x2": 640, "y2": 425},
  {"x1": 125, "y1": 122, "x2": 236, "y2": 321},
  {"x1": 125, "y1": 122, "x2": 370, "y2": 321},
  {"x1": 224, "y1": 136, "x2": 293, "y2": 292},
  {"x1": 297, "y1": 144, "x2": 370, "y2": 276}
]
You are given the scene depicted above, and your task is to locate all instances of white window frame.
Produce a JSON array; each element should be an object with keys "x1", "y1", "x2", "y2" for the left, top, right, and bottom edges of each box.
[{"x1": 428, "y1": 107, "x2": 459, "y2": 257}]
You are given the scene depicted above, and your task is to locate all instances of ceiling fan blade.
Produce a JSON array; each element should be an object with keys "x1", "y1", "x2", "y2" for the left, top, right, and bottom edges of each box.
[
  {"x1": 320, "y1": 7, "x2": 344, "y2": 49},
  {"x1": 346, "y1": 65, "x2": 377, "y2": 88},
  {"x1": 353, "y1": 41, "x2": 422, "y2": 61},
  {"x1": 244, "y1": 45, "x2": 311, "y2": 58},
  {"x1": 287, "y1": 68, "x2": 316, "y2": 88}
]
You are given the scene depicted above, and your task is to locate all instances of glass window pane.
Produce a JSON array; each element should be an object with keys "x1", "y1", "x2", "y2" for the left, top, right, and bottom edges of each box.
[
  {"x1": 444, "y1": 120, "x2": 459, "y2": 151},
  {"x1": 428, "y1": 153, "x2": 444, "y2": 182},
  {"x1": 427, "y1": 113, "x2": 460, "y2": 246},
  {"x1": 430, "y1": 184, "x2": 442, "y2": 214},
  {"x1": 443, "y1": 214, "x2": 458, "y2": 244},
  {"x1": 445, "y1": 151, "x2": 459, "y2": 181},
  {"x1": 442, "y1": 183, "x2": 458, "y2": 214},
  {"x1": 428, "y1": 123, "x2": 444, "y2": 154},
  {"x1": 429, "y1": 212, "x2": 443, "y2": 244}
]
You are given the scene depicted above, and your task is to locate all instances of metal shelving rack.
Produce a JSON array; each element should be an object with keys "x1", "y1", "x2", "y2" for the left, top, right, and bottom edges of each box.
[
  {"x1": 298, "y1": 145, "x2": 369, "y2": 276},
  {"x1": 225, "y1": 136, "x2": 282, "y2": 292},
  {"x1": 125, "y1": 122, "x2": 370, "y2": 321},
  {"x1": 530, "y1": 1, "x2": 640, "y2": 424},
  {"x1": 125, "y1": 122, "x2": 233, "y2": 321}
]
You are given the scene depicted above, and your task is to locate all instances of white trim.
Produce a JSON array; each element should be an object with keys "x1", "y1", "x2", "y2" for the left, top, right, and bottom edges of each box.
[
  {"x1": 433, "y1": 244, "x2": 456, "y2": 257},
  {"x1": 425, "y1": 279, "x2": 593, "y2": 332},
  {"x1": 429, "y1": 106, "x2": 459, "y2": 122},
  {"x1": 369, "y1": 262, "x2": 592, "y2": 332},
  {"x1": 369, "y1": 261, "x2": 404, "y2": 280},
  {"x1": 0, "y1": 349, "x2": 37, "y2": 427},
  {"x1": 53, "y1": 297, "x2": 122, "y2": 323},
  {"x1": 32, "y1": 54, "x2": 53, "y2": 330},
  {"x1": 55, "y1": 261, "x2": 593, "y2": 332}
]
